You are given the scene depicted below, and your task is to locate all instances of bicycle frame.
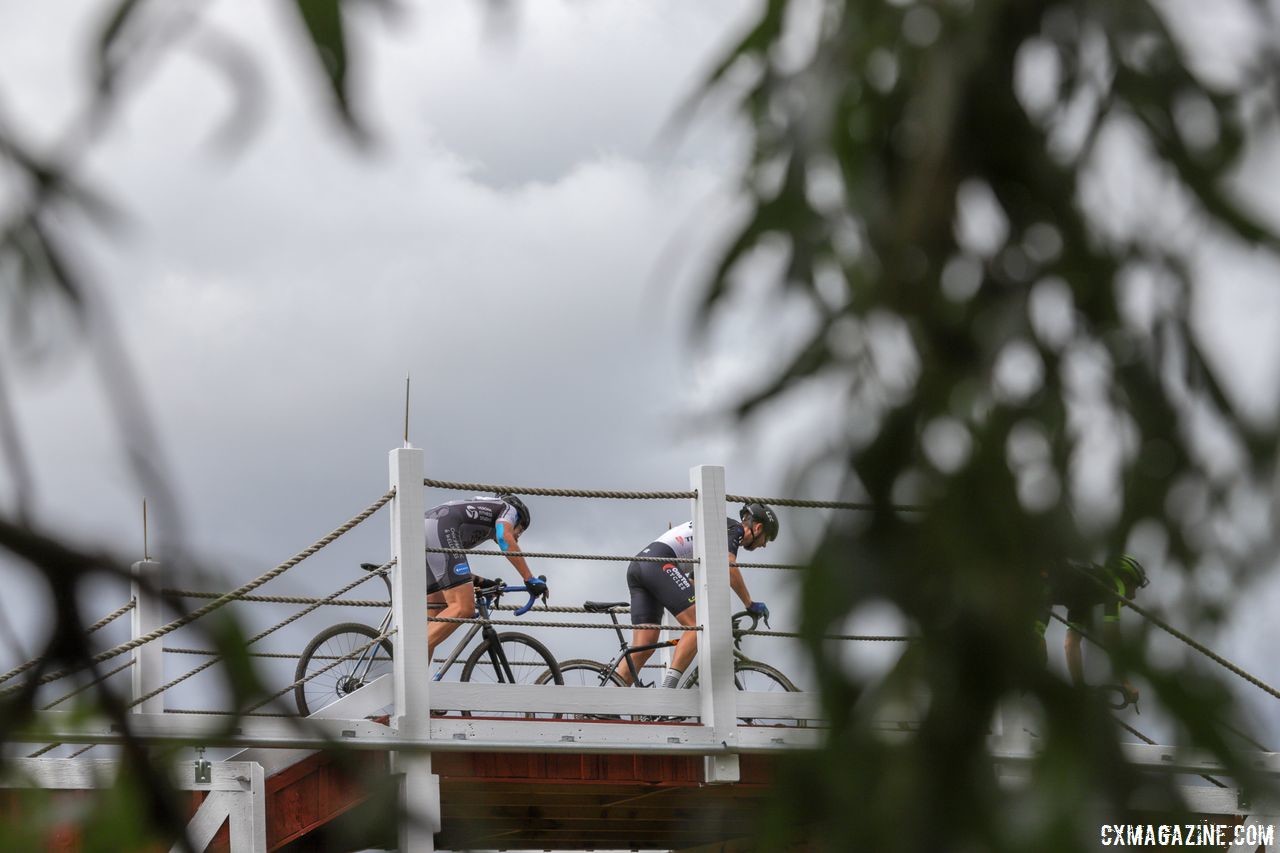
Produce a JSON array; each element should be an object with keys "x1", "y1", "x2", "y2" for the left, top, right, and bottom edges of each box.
[
  {"x1": 343, "y1": 581, "x2": 516, "y2": 687},
  {"x1": 594, "y1": 606, "x2": 767, "y2": 687}
]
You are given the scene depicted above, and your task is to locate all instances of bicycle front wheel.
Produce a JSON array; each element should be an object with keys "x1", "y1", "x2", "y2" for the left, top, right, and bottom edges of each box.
[
  {"x1": 683, "y1": 661, "x2": 805, "y2": 727},
  {"x1": 460, "y1": 632, "x2": 561, "y2": 718},
  {"x1": 537, "y1": 659, "x2": 627, "y2": 720},
  {"x1": 733, "y1": 661, "x2": 804, "y2": 727},
  {"x1": 295, "y1": 622, "x2": 393, "y2": 717}
]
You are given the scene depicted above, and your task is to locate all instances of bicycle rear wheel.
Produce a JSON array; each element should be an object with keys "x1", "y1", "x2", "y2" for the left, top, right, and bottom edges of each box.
[
  {"x1": 537, "y1": 659, "x2": 627, "y2": 720},
  {"x1": 295, "y1": 622, "x2": 393, "y2": 717},
  {"x1": 460, "y1": 632, "x2": 561, "y2": 718}
]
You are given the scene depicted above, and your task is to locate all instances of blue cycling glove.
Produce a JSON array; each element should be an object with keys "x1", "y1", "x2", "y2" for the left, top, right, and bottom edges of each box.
[
  {"x1": 747, "y1": 601, "x2": 770, "y2": 623},
  {"x1": 524, "y1": 576, "x2": 549, "y2": 599}
]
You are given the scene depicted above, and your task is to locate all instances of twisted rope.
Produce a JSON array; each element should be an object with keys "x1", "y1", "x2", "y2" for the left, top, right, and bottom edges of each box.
[
  {"x1": 425, "y1": 478, "x2": 694, "y2": 500},
  {"x1": 164, "y1": 589, "x2": 389, "y2": 607},
  {"x1": 726, "y1": 493, "x2": 924, "y2": 512},
  {"x1": 424, "y1": 477, "x2": 925, "y2": 511},
  {"x1": 0, "y1": 601, "x2": 138, "y2": 688},
  {"x1": 1071, "y1": 565, "x2": 1280, "y2": 703},
  {"x1": 734, "y1": 560, "x2": 806, "y2": 570},
  {"x1": 428, "y1": 615, "x2": 701, "y2": 632},
  {"x1": 127, "y1": 561, "x2": 395, "y2": 710},
  {"x1": 86, "y1": 601, "x2": 136, "y2": 634},
  {"x1": 425, "y1": 546, "x2": 695, "y2": 565},
  {"x1": 741, "y1": 628, "x2": 914, "y2": 642},
  {"x1": 27, "y1": 660, "x2": 136, "y2": 758},
  {"x1": 166, "y1": 647, "x2": 303, "y2": 660},
  {"x1": 0, "y1": 491, "x2": 395, "y2": 696}
]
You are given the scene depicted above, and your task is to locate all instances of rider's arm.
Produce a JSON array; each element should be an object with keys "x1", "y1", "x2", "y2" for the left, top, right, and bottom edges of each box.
[
  {"x1": 727, "y1": 553, "x2": 754, "y2": 609},
  {"x1": 494, "y1": 520, "x2": 533, "y2": 582}
]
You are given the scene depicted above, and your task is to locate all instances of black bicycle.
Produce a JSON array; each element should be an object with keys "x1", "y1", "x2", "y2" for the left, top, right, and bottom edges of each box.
[
  {"x1": 538, "y1": 601, "x2": 802, "y2": 726},
  {"x1": 294, "y1": 564, "x2": 562, "y2": 716}
]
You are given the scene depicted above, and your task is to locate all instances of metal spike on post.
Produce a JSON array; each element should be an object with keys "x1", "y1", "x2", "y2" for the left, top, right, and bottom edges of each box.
[
  {"x1": 403, "y1": 374, "x2": 411, "y2": 448},
  {"x1": 142, "y1": 499, "x2": 149, "y2": 561}
]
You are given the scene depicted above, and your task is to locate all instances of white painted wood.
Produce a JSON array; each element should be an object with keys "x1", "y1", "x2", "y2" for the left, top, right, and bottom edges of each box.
[
  {"x1": 227, "y1": 762, "x2": 266, "y2": 853},
  {"x1": 131, "y1": 560, "x2": 165, "y2": 715},
  {"x1": 4, "y1": 758, "x2": 256, "y2": 791},
  {"x1": 388, "y1": 448, "x2": 429, "y2": 731},
  {"x1": 389, "y1": 447, "x2": 435, "y2": 853},
  {"x1": 179, "y1": 791, "x2": 228, "y2": 853},
  {"x1": 690, "y1": 465, "x2": 740, "y2": 784},
  {"x1": 231, "y1": 674, "x2": 394, "y2": 775}
]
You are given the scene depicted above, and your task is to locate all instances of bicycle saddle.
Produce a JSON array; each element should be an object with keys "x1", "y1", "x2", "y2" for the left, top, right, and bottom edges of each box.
[
  {"x1": 583, "y1": 601, "x2": 629, "y2": 612},
  {"x1": 359, "y1": 562, "x2": 383, "y2": 572}
]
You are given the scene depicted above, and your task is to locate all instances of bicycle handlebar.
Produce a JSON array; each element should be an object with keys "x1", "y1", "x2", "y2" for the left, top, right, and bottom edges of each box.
[
  {"x1": 473, "y1": 579, "x2": 535, "y2": 615},
  {"x1": 1097, "y1": 683, "x2": 1139, "y2": 713},
  {"x1": 730, "y1": 610, "x2": 768, "y2": 633}
]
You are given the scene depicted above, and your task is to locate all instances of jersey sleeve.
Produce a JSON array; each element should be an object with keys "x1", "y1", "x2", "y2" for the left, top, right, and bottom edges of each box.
[
  {"x1": 726, "y1": 519, "x2": 744, "y2": 557},
  {"x1": 493, "y1": 502, "x2": 522, "y2": 551}
]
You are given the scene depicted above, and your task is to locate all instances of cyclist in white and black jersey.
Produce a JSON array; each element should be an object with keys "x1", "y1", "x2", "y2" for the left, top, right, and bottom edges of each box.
[
  {"x1": 424, "y1": 495, "x2": 547, "y2": 651},
  {"x1": 619, "y1": 503, "x2": 778, "y2": 687}
]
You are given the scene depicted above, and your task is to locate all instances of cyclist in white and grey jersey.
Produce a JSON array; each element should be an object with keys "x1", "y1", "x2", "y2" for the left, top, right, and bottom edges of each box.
[
  {"x1": 620, "y1": 503, "x2": 778, "y2": 687},
  {"x1": 424, "y1": 495, "x2": 547, "y2": 651}
]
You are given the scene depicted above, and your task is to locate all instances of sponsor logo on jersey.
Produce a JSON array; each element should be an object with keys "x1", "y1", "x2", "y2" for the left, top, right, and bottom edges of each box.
[
  {"x1": 465, "y1": 505, "x2": 478, "y2": 520},
  {"x1": 453, "y1": 562, "x2": 472, "y2": 576}
]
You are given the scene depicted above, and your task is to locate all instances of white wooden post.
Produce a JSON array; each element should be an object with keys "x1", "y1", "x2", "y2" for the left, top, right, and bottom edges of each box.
[
  {"x1": 130, "y1": 560, "x2": 164, "y2": 714},
  {"x1": 690, "y1": 465, "x2": 740, "y2": 784},
  {"x1": 388, "y1": 447, "x2": 438, "y2": 852},
  {"x1": 227, "y1": 761, "x2": 266, "y2": 853}
]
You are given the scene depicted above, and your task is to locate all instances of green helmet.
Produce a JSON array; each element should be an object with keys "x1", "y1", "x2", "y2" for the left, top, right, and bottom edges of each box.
[{"x1": 1109, "y1": 554, "x2": 1148, "y2": 590}]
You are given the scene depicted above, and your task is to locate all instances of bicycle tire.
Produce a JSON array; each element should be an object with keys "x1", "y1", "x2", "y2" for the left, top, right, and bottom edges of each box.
[
  {"x1": 537, "y1": 659, "x2": 627, "y2": 720},
  {"x1": 295, "y1": 622, "x2": 394, "y2": 717},
  {"x1": 683, "y1": 660, "x2": 806, "y2": 727},
  {"x1": 459, "y1": 632, "x2": 562, "y2": 718}
]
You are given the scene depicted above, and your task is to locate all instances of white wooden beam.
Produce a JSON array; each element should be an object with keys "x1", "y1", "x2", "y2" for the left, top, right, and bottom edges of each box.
[{"x1": 691, "y1": 464, "x2": 739, "y2": 784}]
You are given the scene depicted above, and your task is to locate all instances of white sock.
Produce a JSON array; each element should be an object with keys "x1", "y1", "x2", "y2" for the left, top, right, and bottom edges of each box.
[{"x1": 662, "y1": 666, "x2": 684, "y2": 689}]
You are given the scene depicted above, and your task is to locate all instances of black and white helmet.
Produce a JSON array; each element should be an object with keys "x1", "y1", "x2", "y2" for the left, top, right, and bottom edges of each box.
[
  {"x1": 740, "y1": 502, "x2": 779, "y2": 542},
  {"x1": 499, "y1": 494, "x2": 531, "y2": 531}
]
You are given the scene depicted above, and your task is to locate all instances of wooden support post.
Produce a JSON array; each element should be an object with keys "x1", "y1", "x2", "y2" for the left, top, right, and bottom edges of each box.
[
  {"x1": 388, "y1": 447, "x2": 438, "y2": 852},
  {"x1": 690, "y1": 465, "x2": 740, "y2": 784},
  {"x1": 130, "y1": 560, "x2": 164, "y2": 714}
]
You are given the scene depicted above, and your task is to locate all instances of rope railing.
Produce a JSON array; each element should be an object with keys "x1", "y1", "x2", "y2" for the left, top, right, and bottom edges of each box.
[
  {"x1": 428, "y1": 615, "x2": 701, "y2": 632},
  {"x1": 725, "y1": 493, "x2": 923, "y2": 512},
  {"x1": 127, "y1": 560, "x2": 396, "y2": 711},
  {"x1": 425, "y1": 478, "x2": 695, "y2": 500},
  {"x1": 0, "y1": 491, "x2": 395, "y2": 697},
  {"x1": 0, "y1": 600, "x2": 137, "y2": 688},
  {"x1": 164, "y1": 590, "x2": 390, "y2": 607},
  {"x1": 27, "y1": 660, "x2": 137, "y2": 758},
  {"x1": 426, "y1": 546, "x2": 695, "y2": 565},
  {"x1": 424, "y1": 476, "x2": 925, "y2": 512}
]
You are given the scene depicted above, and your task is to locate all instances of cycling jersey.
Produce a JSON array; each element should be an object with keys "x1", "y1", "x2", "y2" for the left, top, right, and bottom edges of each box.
[
  {"x1": 423, "y1": 498, "x2": 524, "y2": 593},
  {"x1": 626, "y1": 519, "x2": 744, "y2": 624},
  {"x1": 1036, "y1": 560, "x2": 1126, "y2": 635}
]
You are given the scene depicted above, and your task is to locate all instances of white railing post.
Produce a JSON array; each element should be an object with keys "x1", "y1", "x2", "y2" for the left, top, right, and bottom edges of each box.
[
  {"x1": 130, "y1": 560, "x2": 164, "y2": 714},
  {"x1": 690, "y1": 464, "x2": 740, "y2": 784},
  {"x1": 388, "y1": 447, "x2": 437, "y2": 852}
]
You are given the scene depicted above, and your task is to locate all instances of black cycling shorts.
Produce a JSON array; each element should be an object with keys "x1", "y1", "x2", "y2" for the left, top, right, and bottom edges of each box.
[
  {"x1": 424, "y1": 517, "x2": 474, "y2": 594},
  {"x1": 626, "y1": 543, "x2": 696, "y2": 624}
]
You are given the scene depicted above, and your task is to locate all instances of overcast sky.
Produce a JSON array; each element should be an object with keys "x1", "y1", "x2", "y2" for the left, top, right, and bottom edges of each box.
[{"x1": 1, "y1": 0, "x2": 1278, "y2": 752}]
